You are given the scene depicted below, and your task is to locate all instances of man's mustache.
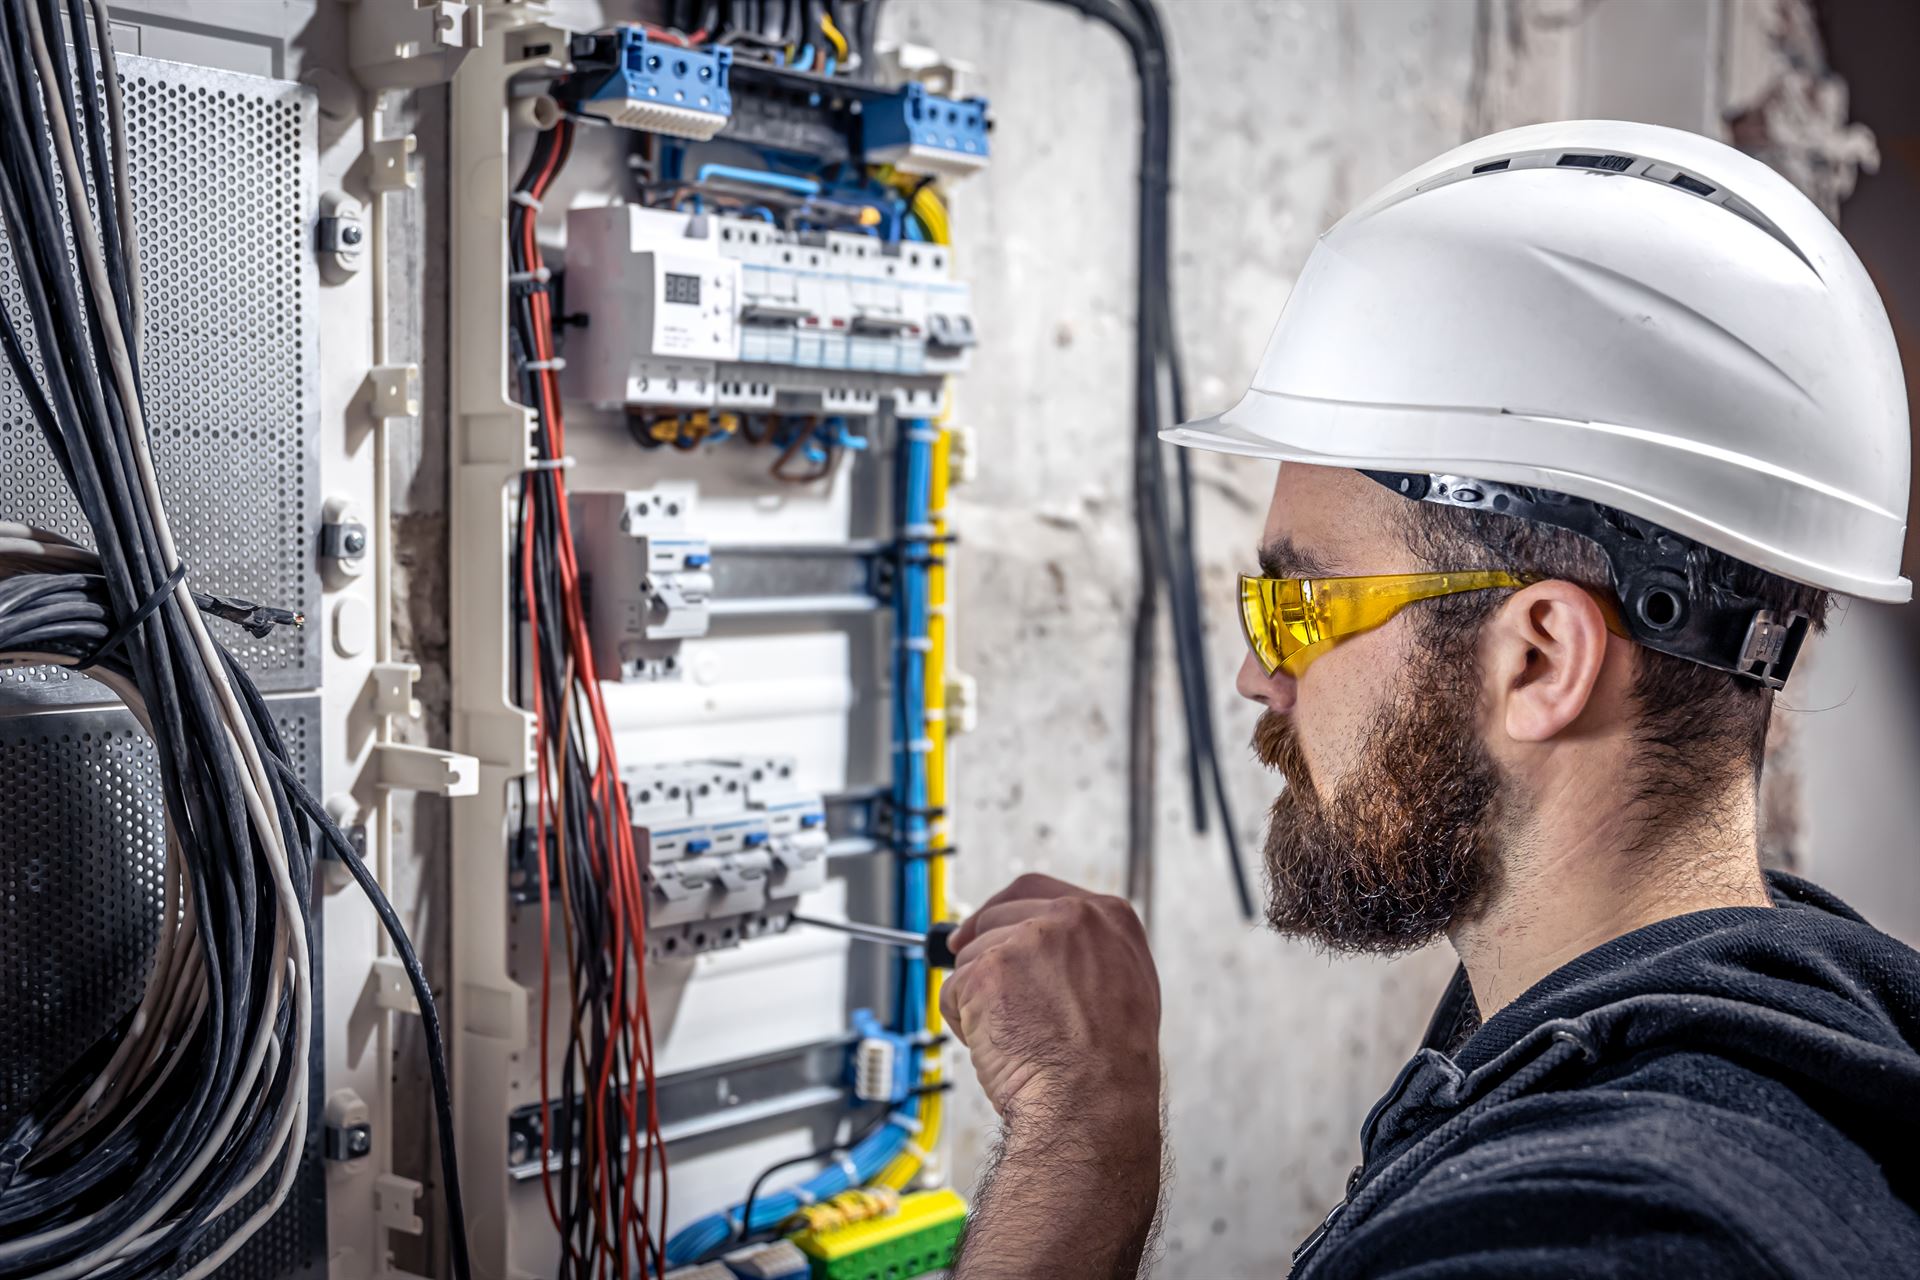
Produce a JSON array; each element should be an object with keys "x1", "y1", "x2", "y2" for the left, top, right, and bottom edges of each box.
[{"x1": 1253, "y1": 711, "x2": 1310, "y2": 791}]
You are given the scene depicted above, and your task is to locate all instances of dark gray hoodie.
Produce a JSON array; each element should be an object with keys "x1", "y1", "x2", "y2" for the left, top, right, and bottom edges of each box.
[{"x1": 1294, "y1": 872, "x2": 1920, "y2": 1278}]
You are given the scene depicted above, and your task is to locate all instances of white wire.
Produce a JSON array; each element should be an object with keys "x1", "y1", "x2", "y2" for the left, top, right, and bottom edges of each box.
[{"x1": 0, "y1": 7, "x2": 309, "y2": 1272}]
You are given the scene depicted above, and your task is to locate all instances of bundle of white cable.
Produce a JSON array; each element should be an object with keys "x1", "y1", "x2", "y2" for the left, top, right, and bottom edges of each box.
[{"x1": 0, "y1": 1, "x2": 306, "y2": 1272}]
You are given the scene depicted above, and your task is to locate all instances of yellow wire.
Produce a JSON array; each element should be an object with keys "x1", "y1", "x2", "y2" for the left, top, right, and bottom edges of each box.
[
  {"x1": 819, "y1": 10, "x2": 850, "y2": 59},
  {"x1": 872, "y1": 167, "x2": 956, "y2": 1195}
]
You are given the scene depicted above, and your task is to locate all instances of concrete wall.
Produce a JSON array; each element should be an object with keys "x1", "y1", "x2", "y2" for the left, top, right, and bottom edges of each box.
[
  {"x1": 873, "y1": 2, "x2": 1908, "y2": 1275},
  {"x1": 875, "y1": 3, "x2": 1561, "y2": 1271}
]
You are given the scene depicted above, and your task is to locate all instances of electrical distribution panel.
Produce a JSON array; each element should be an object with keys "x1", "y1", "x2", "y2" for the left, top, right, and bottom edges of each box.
[{"x1": 449, "y1": 10, "x2": 987, "y2": 1277}]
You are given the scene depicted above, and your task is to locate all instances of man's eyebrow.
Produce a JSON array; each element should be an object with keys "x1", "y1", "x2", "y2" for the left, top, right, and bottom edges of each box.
[{"x1": 1258, "y1": 535, "x2": 1339, "y2": 579}]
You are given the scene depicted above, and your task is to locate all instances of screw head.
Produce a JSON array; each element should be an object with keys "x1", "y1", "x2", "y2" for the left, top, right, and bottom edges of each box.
[
  {"x1": 340, "y1": 222, "x2": 363, "y2": 246},
  {"x1": 341, "y1": 529, "x2": 367, "y2": 555}
]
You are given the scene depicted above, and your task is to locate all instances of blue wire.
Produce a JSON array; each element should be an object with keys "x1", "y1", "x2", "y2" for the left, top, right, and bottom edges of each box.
[{"x1": 661, "y1": 420, "x2": 944, "y2": 1270}]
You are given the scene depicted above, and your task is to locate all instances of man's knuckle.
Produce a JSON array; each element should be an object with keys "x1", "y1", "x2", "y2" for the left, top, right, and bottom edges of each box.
[{"x1": 1006, "y1": 871, "x2": 1054, "y2": 899}]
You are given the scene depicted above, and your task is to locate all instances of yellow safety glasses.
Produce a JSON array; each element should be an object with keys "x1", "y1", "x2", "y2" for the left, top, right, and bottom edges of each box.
[{"x1": 1239, "y1": 570, "x2": 1530, "y2": 678}]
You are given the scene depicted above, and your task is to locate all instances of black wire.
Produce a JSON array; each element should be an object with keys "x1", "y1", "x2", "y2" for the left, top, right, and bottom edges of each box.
[
  {"x1": 0, "y1": 4, "x2": 477, "y2": 1271},
  {"x1": 700, "y1": 1104, "x2": 893, "y2": 1262},
  {"x1": 1031, "y1": 0, "x2": 1255, "y2": 919}
]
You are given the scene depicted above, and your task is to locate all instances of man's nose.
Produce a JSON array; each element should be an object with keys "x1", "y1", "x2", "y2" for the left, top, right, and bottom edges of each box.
[{"x1": 1235, "y1": 649, "x2": 1296, "y2": 714}]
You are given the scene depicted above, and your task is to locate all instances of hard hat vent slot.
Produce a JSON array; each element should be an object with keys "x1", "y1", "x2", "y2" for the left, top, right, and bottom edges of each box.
[
  {"x1": 1669, "y1": 172, "x2": 1716, "y2": 197},
  {"x1": 1557, "y1": 152, "x2": 1634, "y2": 172},
  {"x1": 1471, "y1": 159, "x2": 1510, "y2": 175}
]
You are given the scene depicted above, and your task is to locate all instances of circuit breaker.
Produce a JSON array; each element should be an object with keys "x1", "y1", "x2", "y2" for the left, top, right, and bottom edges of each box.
[{"x1": 564, "y1": 206, "x2": 974, "y2": 418}]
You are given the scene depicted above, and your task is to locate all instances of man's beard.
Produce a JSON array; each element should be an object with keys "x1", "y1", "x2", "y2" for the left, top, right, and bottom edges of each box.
[{"x1": 1253, "y1": 649, "x2": 1502, "y2": 955}]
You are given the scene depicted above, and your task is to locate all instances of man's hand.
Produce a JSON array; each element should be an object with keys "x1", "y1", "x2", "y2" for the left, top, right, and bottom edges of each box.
[
  {"x1": 941, "y1": 873, "x2": 1164, "y2": 1279},
  {"x1": 941, "y1": 872, "x2": 1161, "y2": 1119}
]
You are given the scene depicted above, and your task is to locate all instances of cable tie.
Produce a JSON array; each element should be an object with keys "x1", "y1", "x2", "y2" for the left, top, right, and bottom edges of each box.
[
  {"x1": 724, "y1": 1208, "x2": 742, "y2": 1232},
  {"x1": 905, "y1": 737, "x2": 934, "y2": 754},
  {"x1": 901, "y1": 1139, "x2": 931, "y2": 1162},
  {"x1": 899, "y1": 636, "x2": 934, "y2": 653},
  {"x1": 901, "y1": 522, "x2": 937, "y2": 539},
  {"x1": 523, "y1": 357, "x2": 567, "y2": 372},
  {"x1": 507, "y1": 267, "x2": 552, "y2": 284},
  {"x1": 792, "y1": 1185, "x2": 817, "y2": 1205},
  {"x1": 77, "y1": 561, "x2": 187, "y2": 671},
  {"x1": 905, "y1": 426, "x2": 941, "y2": 443},
  {"x1": 523, "y1": 456, "x2": 576, "y2": 472},
  {"x1": 836, "y1": 1153, "x2": 860, "y2": 1183},
  {"x1": 888, "y1": 1111, "x2": 923, "y2": 1133},
  {"x1": 510, "y1": 190, "x2": 544, "y2": 210},
  {"x1": 893, "y1": 844, "x2": 957, "y2": 861}
]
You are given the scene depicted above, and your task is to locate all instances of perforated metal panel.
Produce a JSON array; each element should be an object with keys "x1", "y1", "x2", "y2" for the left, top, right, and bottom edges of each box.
[
  {"x1": 0, "y1": 695, "x2": 325, "y2": 1278},
  {"x1": 0, "y1": 55, "x2": 320, "y2": 703},
  {"x1": 0, "y1": 53, "x2": 327, "y2": 1280}
]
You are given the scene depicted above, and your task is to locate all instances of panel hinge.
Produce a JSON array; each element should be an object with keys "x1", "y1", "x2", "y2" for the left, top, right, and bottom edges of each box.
[
  {"x1": 367, "y1": 956, "x2": 420, "y2": 1014},
  {"x1": 374, "y1": 1172, "x2": 425, "y2": 1237},
  {"x1": 371, "y1": 742, "x2": 479, "y2": 796},
  {"x1": 367, "y1": 363, "x2": 421, "y2": 420},
  {"x1": 371, "y1": 661, "x2": 424, "y2": 719},
  {"x1": 368, "y1": 134, "x2": 420, "y2": 193}
]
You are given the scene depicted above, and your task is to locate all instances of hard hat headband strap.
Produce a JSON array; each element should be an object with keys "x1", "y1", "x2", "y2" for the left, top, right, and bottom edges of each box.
[{"x1": 1363, "y1": 470, "x2": 1809, "y2": 689}]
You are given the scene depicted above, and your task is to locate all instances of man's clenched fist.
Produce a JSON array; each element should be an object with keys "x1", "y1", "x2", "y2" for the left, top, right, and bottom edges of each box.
[
  {"x1": 939, "y1": 873, "x2": 1161, "y2": 1121},
  {"x1": 941, "y1": 874, "x2": 1165, "y2": 1279}
]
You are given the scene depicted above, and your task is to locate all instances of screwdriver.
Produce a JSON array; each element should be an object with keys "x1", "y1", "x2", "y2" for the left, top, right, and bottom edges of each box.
[{"x1": 790, "y1": 913, "x2": 959, "y2": 968}]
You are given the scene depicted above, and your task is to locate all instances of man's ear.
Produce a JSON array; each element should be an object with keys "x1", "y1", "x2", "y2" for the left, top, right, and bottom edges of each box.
[{"x1": 1481, "y1": 580, "x2": 1614, "y2": 743}]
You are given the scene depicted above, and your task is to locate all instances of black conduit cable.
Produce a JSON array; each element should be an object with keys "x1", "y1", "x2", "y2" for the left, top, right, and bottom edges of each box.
[{"x1": 1035, "y1": 0, "x2": 1255, "y2": 919}]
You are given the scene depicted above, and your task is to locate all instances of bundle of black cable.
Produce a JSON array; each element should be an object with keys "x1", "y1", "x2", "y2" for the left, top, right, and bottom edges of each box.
[{"x1": 0, "y1": 1, "x2": 468, "y2": 1276}]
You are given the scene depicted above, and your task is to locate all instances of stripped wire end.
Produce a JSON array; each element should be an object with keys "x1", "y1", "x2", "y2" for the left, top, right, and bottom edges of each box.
[{"x1": 195, "y1": 592, "x2": 306, "y2": 638}]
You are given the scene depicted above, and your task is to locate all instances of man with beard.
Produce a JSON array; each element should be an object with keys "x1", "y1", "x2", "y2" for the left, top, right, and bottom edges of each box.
[{"x1": 940, "y1": 121, "x2": 1920, "y2": 1278}]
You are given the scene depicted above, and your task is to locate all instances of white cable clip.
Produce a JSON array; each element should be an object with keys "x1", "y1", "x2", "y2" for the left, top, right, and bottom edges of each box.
[
  {"x1": 901, "y1": 1139, "x2": 931, "y2": 1163},
  {"x1": 792, "y1": 1185, "x2": 817, "y2": 1205},
  {"x1": 524, "y1": 456, "x2": 576, "y2": 472},
  {"x1": 906, "y1": 737, "x2": 934, "y2": 754},
  {"x1": 906, "y1": 426, "x2": 942, "y2": 443},
  {"x1": 902, "y1": 522, "x2": 937, "y2": 539},
  {"x1": 510, "y1": 190, "x2": 544, "y2": 210},
  {"x1": 523, "y1": 357, "x2": 567, "y2": 372},
  {"x1": 888, "y1": 1111, "x2": 924, "y2": 1133},
  {"x1": 508, "y1": 267, "x2": 552, "y2": 284},
  {"x1": 900, "y1": 636, "x2": 934, "y2": 653},
  {"x1": 837, "y1": 1154, "x2": 860, "y2": 1183}
]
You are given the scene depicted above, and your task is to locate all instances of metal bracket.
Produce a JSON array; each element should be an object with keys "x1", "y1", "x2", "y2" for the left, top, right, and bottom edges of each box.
[
  {"x1": 367, "y1": 956, "x2": 420, "y2": 1014},
  {"x1": 315, "y1": 190, "x2": 365, "y2": 284},
  {"x1": 371, "y1": 742, "x2": 479, "y2": 796},
  {"x1": 371, "y1": 661, "x2": 424, "y2": 719},
  {"x1": 367, "y1": 362, "x2": 421, "y2": 419},
  {"x1": 368, "y1": 134, "x2": 420, "y2": 194},
  {"x1": 319, "y1": 520, "x2": 369, "y2": 562}
]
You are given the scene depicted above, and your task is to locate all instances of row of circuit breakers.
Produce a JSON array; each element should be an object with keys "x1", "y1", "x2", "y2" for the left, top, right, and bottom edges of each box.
[
  {"x1": 565, "y1": 207, "x2": 972, "y2": 419},
  {"x1": 515, "y1": 751, "x2": 829, "y2": 962}
]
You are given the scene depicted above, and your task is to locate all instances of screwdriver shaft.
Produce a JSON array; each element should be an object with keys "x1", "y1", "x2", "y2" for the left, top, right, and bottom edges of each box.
[{"x1": 790, "y1": 912, "x2": 926, "y2": 949}]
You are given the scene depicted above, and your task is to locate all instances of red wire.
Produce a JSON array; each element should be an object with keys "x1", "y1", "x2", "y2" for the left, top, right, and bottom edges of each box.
[{"x1": 518, "y1": 119, "x2": 670, "y2": 1276}]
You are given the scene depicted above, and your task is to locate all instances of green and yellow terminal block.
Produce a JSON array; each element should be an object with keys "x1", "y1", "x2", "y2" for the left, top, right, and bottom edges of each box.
[{"x1": 790, "y1": 1189, "x2": 968, "y2": 1280}]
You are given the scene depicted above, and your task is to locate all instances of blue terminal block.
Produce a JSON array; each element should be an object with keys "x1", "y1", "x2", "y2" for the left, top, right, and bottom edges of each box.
[
  {"x1": 862, "y1": 83, "x2": 990, "y2": 177},
  {"x1": 564, "y1": 28, "x2": 733, "y2": 140}
]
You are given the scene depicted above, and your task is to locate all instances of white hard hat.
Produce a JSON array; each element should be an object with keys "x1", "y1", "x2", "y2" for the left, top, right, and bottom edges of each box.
[{"x1": 1166, "y1": 120, "x2": 1911, "y2": 604}]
